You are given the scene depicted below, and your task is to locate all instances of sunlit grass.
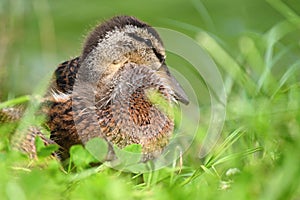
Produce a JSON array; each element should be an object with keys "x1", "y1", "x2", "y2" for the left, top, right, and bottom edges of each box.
[{"x1": 1, "y1": 0, "x2": 300, "y2": 199}]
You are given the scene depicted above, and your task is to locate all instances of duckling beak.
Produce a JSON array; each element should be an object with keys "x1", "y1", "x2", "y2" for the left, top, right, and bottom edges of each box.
[{"x1": 157, "y1": 64, "x2": 190, "y2": 105}]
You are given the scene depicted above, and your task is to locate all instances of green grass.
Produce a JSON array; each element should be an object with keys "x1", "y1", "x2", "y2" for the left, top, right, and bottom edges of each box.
[{"x1": 1, "y1": 0, "x2": 300, "y2": 199}]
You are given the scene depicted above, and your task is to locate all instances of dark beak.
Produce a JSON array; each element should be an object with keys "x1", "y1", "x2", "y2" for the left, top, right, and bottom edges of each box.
[{"x1": 157, "y1": 64, "x2": 189, "y2": 105}]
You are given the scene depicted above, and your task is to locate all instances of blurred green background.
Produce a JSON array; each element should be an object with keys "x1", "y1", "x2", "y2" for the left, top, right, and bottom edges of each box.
[
  {"x1": 1, "y1": 0, "x2": 300, "y2": 199},
  {"x1": 1, "y1": 0, "x2": 299, "y2": 99}
]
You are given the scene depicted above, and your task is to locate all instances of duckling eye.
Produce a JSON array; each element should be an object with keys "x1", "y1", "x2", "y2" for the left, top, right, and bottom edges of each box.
[{"x1": 145, "y1": 39, "x2": 152, "y2": 47}]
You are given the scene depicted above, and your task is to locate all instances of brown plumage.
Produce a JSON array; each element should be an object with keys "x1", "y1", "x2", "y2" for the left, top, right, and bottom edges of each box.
[
  {"x1": 0, "y1": 107, "x2": 55, "y2": 159},
  {"x1": 3, "y1": 16, "x2": 189, "y2": 161}
]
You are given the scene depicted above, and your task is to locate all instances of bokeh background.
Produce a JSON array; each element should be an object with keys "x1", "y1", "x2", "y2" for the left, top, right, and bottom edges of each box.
[
  {"x1": 1, "y1": 0, "x2": 299, "y2": 99},
  {"x1": 1, "y1": 0, "x2": 300, "y2": 199}
]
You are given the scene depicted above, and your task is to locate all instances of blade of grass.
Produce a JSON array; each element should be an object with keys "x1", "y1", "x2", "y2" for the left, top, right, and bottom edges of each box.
[
  {"x1": 191, "y1": 0, "x2": 215, "y2": 32},
  {"x1": 196, "y1": 31, "x2": 257, "y2": 96},
  {"x1": 266, "y1": 0, "x2": 300, "y2": 25},
  {"x1": 0, "y1": 95, "x2": 30, "y2": 109},
  {"x1": 271, "y1": 60, "x2": 300, "y2": 99},
  {"x1": 257, "y1": 20, "x2": 298, "y2": 93},
  {"x1": 204, "y1": 127, "x2": 246, "y2": 167},
  {"x1": 213, "y1": 146, "x2": 263, "y2": 166},
  {"x1": 180, "y1": 128, "x2": 246, "y2": 186},
  {"x1": 239, "y1": 36, "x2": 265, "y2": 78}
]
